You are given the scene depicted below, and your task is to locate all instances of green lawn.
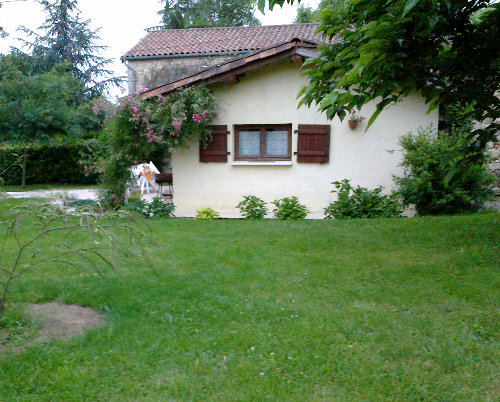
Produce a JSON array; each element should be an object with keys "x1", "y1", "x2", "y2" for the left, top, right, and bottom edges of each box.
[{"x1": 0, "y1": 200, "x2": 499, "y2": 401}]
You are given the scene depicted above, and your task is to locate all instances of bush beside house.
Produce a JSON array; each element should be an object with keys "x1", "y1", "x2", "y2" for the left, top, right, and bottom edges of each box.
[{"x1": 394, "y1": 127, "x2": 494, "y2": 216}]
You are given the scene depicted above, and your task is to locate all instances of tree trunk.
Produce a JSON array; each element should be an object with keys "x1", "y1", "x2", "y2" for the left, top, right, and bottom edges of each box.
[
  {"x1": 0, "y1": 299, "x2": 5, "y2": 316},
  {"x1": 124, "y1": 185, "x2": 129, "y2": 204},
  {"x1": 21, "y1": 148, "x2": 27, "y2": 188}
]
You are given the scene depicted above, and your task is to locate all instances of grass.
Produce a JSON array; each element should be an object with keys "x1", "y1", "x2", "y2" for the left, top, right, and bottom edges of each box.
[
  {"x1": 0, "y1": 183, "x2": 102, "y2": 192},
  {"x1": 0, "y1": 199, "x2": 499, "y2": 401}
]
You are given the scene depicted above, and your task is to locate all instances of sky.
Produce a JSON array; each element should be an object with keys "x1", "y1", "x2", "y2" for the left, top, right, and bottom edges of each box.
[{"x1": 0, "y1": 0, "x2": 320, "y2": 98}]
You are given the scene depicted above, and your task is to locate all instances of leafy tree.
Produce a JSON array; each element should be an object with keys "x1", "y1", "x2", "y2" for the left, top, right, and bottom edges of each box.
[
  {"x1": 0, "y1": 2, "x2": 7, "y2": 38},
  {"x1": 0, "y1": 54, "x2": 81, "y2": 186},
  {"x1": 293, "y1": 0, "x2": 344, "y2": 23},
  {"x1": 294, "y1": 4, "x2": 319, "y2": 23},
  {"x1": 262, "y1": 0, "x2": 500, "y2": 148},
  {"x1": 17, "y1": 0, "x2": 119, "y2": 100},
  {"x1": 160, "y1": 0, "x2": 261, "y2": 29}
]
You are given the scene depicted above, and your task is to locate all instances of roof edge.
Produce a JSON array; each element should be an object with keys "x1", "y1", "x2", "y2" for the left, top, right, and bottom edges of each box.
[
  {"x1": 143, "y1": 22, "x2": 321, "y2": 33},
  {"x1": 121, "y1": 50, "x2": 251, "y2": 62}
]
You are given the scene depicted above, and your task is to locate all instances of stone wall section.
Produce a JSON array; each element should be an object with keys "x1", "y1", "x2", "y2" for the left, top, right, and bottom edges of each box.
[
  {"x1": 486, "y1": 130, "x2": 500, "y2": 209},
  {"x1": 125, "y1": 54, "x2": 240, "y2": 93}
]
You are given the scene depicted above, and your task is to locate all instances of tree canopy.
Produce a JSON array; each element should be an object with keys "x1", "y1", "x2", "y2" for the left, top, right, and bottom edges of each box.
[
  {"x1": 266, "y1": 0, "x2": 500, "y2": 146},
  {"x1": 0, "y1": 2, "x2": 7, "y2": 38},
  {"x1": 160, "y1": 0, "x2": 261, "y2": 29},
  {"x1": 0, "y1": 54, "x2": 81, "y2": 143},
  {"x1": 17, "y1": 0, "x2": 119, "y2": 100},
  {"x1": 294, "y1": 0, "x2": 344, "y2": 23}
]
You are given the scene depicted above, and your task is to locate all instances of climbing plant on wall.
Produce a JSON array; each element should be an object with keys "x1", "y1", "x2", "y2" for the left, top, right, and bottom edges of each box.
[{"x1": 92, "y1": 86, "x2": 216, "y2": 209}]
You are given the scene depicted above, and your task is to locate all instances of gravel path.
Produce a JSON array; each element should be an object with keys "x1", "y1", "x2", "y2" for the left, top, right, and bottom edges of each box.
[
  {"x1": 0, "y1": 188, "x2": 163, "y2": 204},
  {"x1": 1, "y1": 189, "x2": 99, "y2": 200}
]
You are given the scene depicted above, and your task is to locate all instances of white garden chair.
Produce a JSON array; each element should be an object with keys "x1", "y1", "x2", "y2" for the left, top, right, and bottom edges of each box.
[{"x1": 129, "y1": 162, "x2": 161, "y2": 194}]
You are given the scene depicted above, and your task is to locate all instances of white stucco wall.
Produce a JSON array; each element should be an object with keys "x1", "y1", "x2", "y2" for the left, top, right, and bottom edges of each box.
[{"x1": 171, "y1": 60, "x2": 438, "y2": 218}]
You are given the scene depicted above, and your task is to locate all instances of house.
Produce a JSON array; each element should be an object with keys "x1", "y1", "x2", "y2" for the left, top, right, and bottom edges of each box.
[
  {"x1": 123, "y1": 24, "x2": 438, "y2": 218},
  {"x1": 121, "y1": 23, "x2": 323, "y2": 94}
]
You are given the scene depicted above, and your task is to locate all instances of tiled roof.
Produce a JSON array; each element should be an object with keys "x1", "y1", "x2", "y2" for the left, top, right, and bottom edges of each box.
[{"x1": 122, "y1": 23, "x2": 324, "y2": 58}]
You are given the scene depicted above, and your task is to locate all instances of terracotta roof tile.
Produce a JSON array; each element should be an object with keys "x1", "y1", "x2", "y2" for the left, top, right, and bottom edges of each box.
[{"x1": 122, "y1": 23, "x2": 325, "y2": 58}]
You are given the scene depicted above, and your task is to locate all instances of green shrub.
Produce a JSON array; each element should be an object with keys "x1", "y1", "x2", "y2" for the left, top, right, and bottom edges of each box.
[
  {"x1": 394, "y1": 127, "x2": 494, "y2": 215},
  {"x1": 236, "y1": 195, "x2": 268, "y2": 219},
  {"x1": 324, "y1": 179, "x2": 402, "y2": 219},
  {"x1": 0, "y1": 138, "x2": 106, "y2": 186},
  {"x1": 124, "y1": 199, "x2": 148, "y2": 216},
  {"x1": 194, "y1": 207, "x2": 220, "y2": 220},
  {"x1": 145, "y1": 197, "x2": 175, "y2": 218},
  {"x1": 272, "y1": 196, "x2": 308, "y2": 220}
]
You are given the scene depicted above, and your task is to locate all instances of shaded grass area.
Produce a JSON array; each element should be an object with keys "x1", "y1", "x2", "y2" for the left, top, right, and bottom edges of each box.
[{"x1": 0, "y1": 201, "x2": 499, "y2": 401}]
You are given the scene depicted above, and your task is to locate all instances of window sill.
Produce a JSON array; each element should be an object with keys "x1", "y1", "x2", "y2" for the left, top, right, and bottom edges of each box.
[{"x1": 231, "y1": 161, "x2": 293, "y2": 166}]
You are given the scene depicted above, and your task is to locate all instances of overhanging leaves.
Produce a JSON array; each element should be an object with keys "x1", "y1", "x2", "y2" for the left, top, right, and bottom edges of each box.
[{"x1": 283, "y1": 0, "x2": 500, "y2": 145}]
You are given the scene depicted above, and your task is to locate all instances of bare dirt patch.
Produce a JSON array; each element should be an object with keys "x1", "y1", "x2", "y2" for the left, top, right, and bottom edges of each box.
[{"x1": 27, "y1": 302, "x2": 106, "y2": 343}]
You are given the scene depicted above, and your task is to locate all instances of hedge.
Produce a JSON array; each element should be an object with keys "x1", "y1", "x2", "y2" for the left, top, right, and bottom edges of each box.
[{"x1": 0, "y1": 139, "x2": 106, "y2": 185}]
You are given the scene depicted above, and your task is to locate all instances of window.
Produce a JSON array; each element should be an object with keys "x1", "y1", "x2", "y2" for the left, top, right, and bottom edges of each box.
[{"x1": 234, "y1": 124, "x2": 292, "y2": 161}]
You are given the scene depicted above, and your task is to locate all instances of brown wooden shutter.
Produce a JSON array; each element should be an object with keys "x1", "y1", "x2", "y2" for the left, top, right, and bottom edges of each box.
[
  {"x1": 296, "y1": 124, "x2": 330, "y2": 163},
  {"x1": 199, "y1": 125, "x2": 228, "y2": 162}
]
